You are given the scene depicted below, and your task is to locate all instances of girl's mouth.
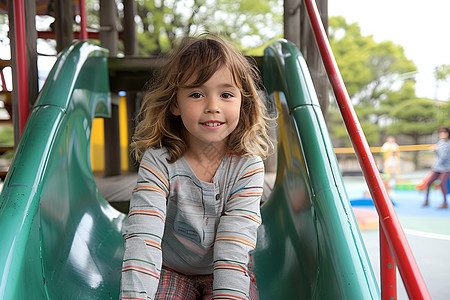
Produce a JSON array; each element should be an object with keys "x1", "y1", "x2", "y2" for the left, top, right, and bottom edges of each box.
[{"x1": 201, "y1": 122, "x2": 224, "y2": 127}]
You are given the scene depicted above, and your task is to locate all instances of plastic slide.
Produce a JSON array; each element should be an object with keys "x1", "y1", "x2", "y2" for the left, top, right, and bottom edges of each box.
[
  {"x1": 415, "y1": 172, "x2": 433, "y2": 190},
  {"x1": 415, "y1": 172, "x2": 450, "y2": 193},
  {"x1": 0, "y1": 40, "x2": 380, "y2": 299}
]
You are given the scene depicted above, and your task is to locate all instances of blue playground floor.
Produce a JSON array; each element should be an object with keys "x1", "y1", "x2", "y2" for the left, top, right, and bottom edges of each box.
[
  {"x1": 344, "y1": 174, "x2": 450, "y2": 236},
  {"x1": 345, "y1": 174, "x2": 450, "y2": 300}
]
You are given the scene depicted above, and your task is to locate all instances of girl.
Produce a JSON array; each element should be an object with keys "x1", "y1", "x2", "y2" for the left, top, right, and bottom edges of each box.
[
  {"x1": 423, "y1": 126, "x2": 450, "y2": 209},
  {"x1": 120, "y1": 35, "x2": 273, "y2": 300},
  {"x1": 381, "y1": 136, "x2": 401, "y2": 194}
]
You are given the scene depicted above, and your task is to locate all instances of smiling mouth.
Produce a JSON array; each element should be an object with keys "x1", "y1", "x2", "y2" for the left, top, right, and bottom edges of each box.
[{"x1": 201, "y1": 122, "x2": 224, "y2": 127}]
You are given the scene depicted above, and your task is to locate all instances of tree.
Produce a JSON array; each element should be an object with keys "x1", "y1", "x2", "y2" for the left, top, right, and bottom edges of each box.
[
  {"x1": 81, "y1": 0, "x2": 282, "y2": 56},
  {"x1": 434, "y1": 64, "x2": 450, "y2": 100},
  {"x1": 327, "y1": 102, "x2": 380, "y2": 147},
  {"x1": 436, "y1": 100, "x2": 450, "y2": 129},
  {"x1": 328, "y1": 16, "x2": 418, "y2": 146},
  {"x1": 388, "y1": 98, "x2": 441, "y2": 167},
  {"x1": 329, "y1": 16, "x2": 417, "y2": 104},
  {"x1": 132, "y1": 0, "x2": 283, "y2": 56}
]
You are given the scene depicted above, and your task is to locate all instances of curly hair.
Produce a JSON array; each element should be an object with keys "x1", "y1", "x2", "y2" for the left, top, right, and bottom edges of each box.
[{"x1": 131, "y1": 34, "x2": 274, "y2": 163}]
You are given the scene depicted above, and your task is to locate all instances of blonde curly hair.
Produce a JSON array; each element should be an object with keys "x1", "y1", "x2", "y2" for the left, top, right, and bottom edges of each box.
[{"x1": 132, "y1": 34, "x2": 274, "y2": 163}]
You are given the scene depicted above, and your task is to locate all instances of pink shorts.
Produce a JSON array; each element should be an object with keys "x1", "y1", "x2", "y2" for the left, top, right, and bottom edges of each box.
[{"x1": 155, "y1": 266, "x2": 260, "y2": 300}]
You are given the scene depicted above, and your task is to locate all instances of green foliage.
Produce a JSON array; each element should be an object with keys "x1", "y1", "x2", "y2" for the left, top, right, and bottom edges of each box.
[
  {"x1": 382, "y1": 81, "x2": 416, "y2": 106},
  {"x1": 388, "y1": 98, "x2": 440, "y2": 139},
  {"x1": 133, "y1": 0, "x2": 283, "y2": 56},
  {"x1": 329, "y1": 16, "x2": 417, "y2": 103},
  {"x1": 0, "y1": 126, "x2": 14, "y2": 160},
  {"x1": 326, "y1": 104, "x2": 351, "y2": 146},
  {"x1": 434, "y1": 64, "x2": 450, "y2": 81},
  {"x1": 434, "y1": 64, "x2": 450, "y2": 100},
  {"x1": 326, "y1": 16, "x2": 448, "y2": 150},
  {"x1": 329, "y1": 16, "x2": 374, "y2": 97},
  {"x1": 437, "y1": 100, "x2": 450, "y2": 127},
  {"x1": 0, "y1": 126, "x2": 13, "y2": 146},
  {"x1": 360, "y1": 121, "x2": 380, "y2": 146},
  {"x1": 82, "y1": 0, "x2": 282, "y2": 56}
]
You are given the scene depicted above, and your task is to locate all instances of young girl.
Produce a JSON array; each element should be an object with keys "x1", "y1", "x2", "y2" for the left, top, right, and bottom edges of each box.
[
  {"x1": 423, "y1": 126, "x2": 450, "y2": 209},
  {"x1": 120, "y1": 35, "x2": 273, "y2": 300},
  {"x1": 381, "y1": 136, "x2": 401, "y2": 194}
]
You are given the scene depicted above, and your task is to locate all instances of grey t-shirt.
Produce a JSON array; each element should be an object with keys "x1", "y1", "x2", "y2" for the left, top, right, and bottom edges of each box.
[{"x1": 121, "y1": 147, "x2": 264, "y2": 299}]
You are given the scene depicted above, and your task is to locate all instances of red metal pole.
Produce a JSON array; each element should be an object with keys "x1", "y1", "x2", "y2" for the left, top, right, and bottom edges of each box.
[
  {"x1": 13, "y1": 0, "x2": 29, "y2": 133},
  {"x1": 302, "y1": 0, "x2": 431, "y2": 298},
  {"x1": 380, "y1": 221, "x2": 397, "y2": 299},
  {"x1": 79, "y1": 0, "x2": 88, "y2": 40},
  {"x1": 38, "y1": 31, "x2": 101, "y2": 40},
  {"x1": 0, "y1": 71, "x2": 7, "y2": 90}
]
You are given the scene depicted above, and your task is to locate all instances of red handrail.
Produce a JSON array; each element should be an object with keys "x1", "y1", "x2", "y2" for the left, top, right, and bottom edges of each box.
[
  {"x1": 380, "y1": 224, "x2": 397, "y2": 298},
  {"x1": 13, "y1": 0, "x2": 29, "y2": 133},
  {"x1": 79, "y1": 0, "x2": 88, "y2": 40},
  {"x1": 303, "y1": 0, "x2": 431, "y2": 299}
]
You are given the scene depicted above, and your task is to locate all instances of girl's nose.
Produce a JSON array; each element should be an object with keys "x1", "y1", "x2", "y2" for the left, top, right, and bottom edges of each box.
[{"x1": 205, "y1": 97, "x2": 220, "y2": 113}]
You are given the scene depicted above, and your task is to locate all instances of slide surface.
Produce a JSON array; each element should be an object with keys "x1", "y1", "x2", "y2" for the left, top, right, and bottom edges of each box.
[{"x1": 0, "y1": 40, "x2": 380, "y2": 299}]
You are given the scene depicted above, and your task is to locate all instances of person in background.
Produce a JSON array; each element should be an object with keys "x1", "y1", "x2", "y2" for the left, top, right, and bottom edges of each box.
[
  {"x1": 381, "y1": 136, "x2": 401, "y2": 194},
  {"x1": 422, "y1": 127, "x2": 450, "y2": 209}
]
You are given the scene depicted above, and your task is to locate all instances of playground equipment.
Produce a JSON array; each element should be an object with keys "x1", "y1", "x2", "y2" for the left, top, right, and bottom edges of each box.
[
  {"x1": 0, "y1": 0, "x2": 431, "y2": 298},
  {"x1": 0, "y1": 38, "x2": 381, "y2": 299},
  {"x1": 0, "y1": 42, "x2": 124, "y2": 299}
]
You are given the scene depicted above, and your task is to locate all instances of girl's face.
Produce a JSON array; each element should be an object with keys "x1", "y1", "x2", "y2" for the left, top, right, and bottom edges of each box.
[{"x1": 172, "y1": 66, "x2": 242, "y2": 153}]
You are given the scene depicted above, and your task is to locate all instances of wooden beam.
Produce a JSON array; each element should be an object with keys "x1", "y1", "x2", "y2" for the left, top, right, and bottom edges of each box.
[
  {"x1": 99, "y1": 0, "x2": 118, "y2": 55},
  {"x1": 123, "y1": 0, "x2": 137, "y2": 56},
  {"x1": 284, "y1": 0, "x2": 301, "y2": 48},
  {"x1": 54, "y1": 0, "x2": 74, "y2": 52},
  {"x1": 300, "y1": 0, "x2": 329, "y2": 118},
  {"x1": 122, "y1": 0, "x2": 138, "y2": 171},
  {"x1": 100, "y1": 0, "x2": 121, "y2": 177},
  {"x1": 24, "y1": 0, "x2": 38, "y2": 111},
  {"x1": 283, "y1": 0, "x2": 329, "y2": 118},
  {"x1": 107, "y1": 56, "x2": 263, "y2": 93}
]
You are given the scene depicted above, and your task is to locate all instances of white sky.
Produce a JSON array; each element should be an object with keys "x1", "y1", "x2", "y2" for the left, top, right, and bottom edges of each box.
[{"x1": 328, "y1": 0, "x2": 450, "y2": 100}]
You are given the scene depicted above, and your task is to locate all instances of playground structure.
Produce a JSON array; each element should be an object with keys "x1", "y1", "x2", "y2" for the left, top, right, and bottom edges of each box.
[{"x1": 0, "y1": 0, "x2": 432, "y2": 299}]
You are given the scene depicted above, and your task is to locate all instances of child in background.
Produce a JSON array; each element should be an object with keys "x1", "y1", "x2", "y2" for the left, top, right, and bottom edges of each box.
[
  {"x1": 381, "y1": 136, "x2": 401, "y2": 194},
  {"x1": 423, "y1": 127, "x2": 450, "y2": 209},
  {"x1": 120, "y1": 35, "x2": 273, "y2": 300}
]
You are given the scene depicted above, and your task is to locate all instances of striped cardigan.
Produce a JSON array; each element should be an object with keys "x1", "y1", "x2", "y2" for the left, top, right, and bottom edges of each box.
[{"x1": 121, "y1": 147, "x2": 264, "y2": 300}]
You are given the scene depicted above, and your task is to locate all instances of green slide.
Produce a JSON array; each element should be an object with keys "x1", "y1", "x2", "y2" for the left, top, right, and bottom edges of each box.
[{"x1": 0, "y1": 40, "x2": 380, "y2": 299}]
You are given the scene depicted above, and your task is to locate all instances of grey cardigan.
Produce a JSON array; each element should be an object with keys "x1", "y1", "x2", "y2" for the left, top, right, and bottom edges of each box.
[{"x1": 120, "y1": 147, "x2": 264, "y2": 299}]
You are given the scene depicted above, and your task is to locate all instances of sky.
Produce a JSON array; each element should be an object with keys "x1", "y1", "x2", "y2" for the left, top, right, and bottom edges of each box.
[{"x1": 328, "y1": 0, "x2": 450, "y2": 101}]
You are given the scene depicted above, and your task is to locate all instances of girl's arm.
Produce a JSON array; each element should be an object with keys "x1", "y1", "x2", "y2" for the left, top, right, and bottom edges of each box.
[
  {"x1": 213, "y1": 156, "x2": 264, "y2": 299},
  {"x1": 120, "y1": 149, "x2": 170, "y2": 300}
]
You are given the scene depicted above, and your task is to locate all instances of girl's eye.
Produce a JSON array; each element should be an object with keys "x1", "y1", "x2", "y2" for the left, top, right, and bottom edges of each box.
[
  {"x1": 221, "y1": 92, "x2": 234, "y2": 99},
  {"x1": 189, "y1": 92, "x2": 203, "y2": 99}
]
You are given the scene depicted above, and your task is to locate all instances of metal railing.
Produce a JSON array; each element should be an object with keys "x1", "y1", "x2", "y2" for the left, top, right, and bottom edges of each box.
[{"x1": 303, "y1": 0, "x2": 431, "y2": 298}]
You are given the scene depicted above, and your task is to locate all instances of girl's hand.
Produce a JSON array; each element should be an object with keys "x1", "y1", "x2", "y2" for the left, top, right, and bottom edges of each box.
[{"x1": 429, "y1": 144, "x2": 438, "y2": 150}]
